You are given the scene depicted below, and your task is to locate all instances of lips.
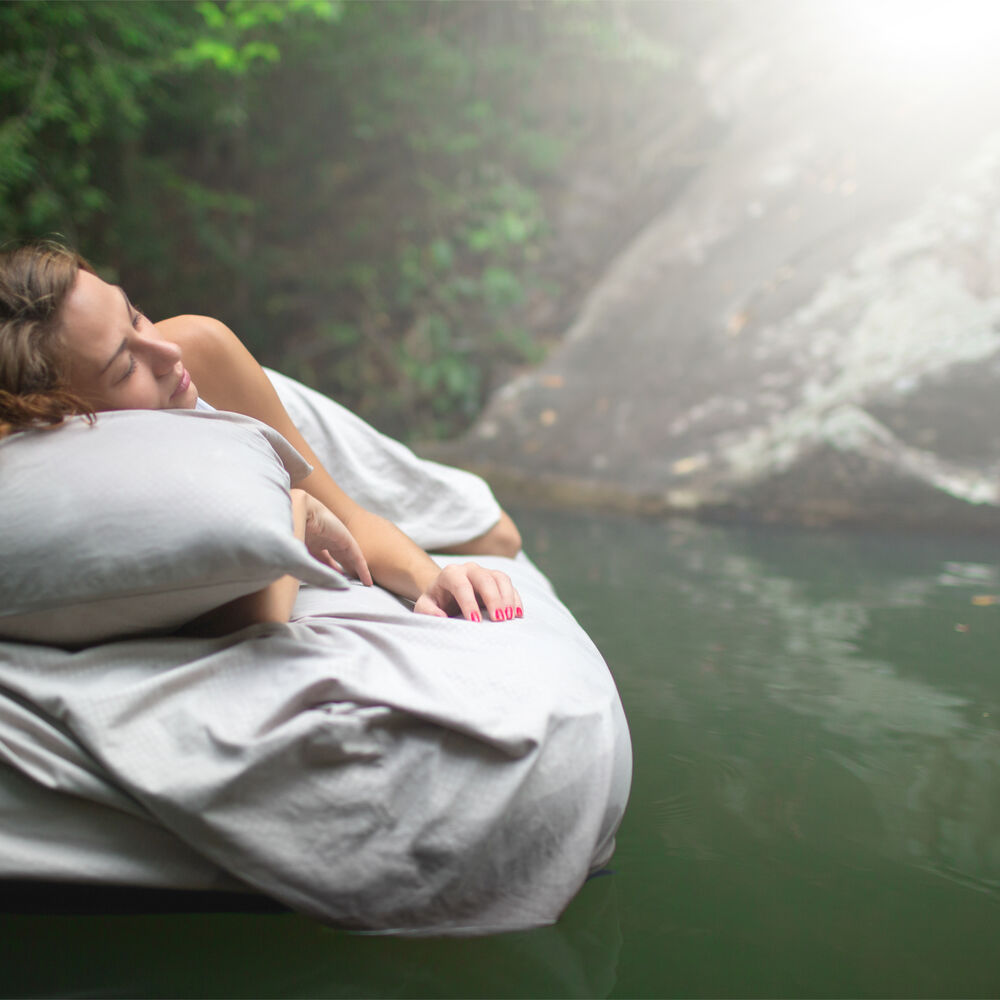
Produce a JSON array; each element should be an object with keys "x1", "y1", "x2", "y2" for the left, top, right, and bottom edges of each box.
[{"x1": 171, "y1": 368, "x2": 191, "y2": 400}]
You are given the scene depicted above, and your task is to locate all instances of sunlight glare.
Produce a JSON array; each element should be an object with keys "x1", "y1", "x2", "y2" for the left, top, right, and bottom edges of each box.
[{"x1": 838, "y1": 0, "x2": 1000, "y2": 77}]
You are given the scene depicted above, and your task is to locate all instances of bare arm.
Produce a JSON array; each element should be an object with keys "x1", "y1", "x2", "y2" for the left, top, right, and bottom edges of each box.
[
  {"x1": 156, "y1": 315, "x2": 522, "y2": 620},
  {"x1": 435, "y1": 510, "x2": 521, "y2": 558}
]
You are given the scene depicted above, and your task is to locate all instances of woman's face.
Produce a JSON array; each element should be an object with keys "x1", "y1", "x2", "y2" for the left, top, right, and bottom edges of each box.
[{"x1": 59, "y1": 269, "x2": 199, "y2": 411}]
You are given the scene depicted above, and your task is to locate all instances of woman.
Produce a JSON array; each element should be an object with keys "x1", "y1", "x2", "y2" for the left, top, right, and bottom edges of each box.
[{"x1": 0, "y1": 242, "x2": 524, "y2": 631}]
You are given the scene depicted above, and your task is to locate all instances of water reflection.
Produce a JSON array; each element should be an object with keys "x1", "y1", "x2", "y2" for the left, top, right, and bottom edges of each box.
[{"x1": 525, "y1": 510, "x2": 1000, "y2": 997}]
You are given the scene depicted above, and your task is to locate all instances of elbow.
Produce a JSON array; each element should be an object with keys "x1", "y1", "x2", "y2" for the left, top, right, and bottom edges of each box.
[
  {"x1": 436, "y1": 511, "x2": 522, "y2": 558},
  {"x1": 497, "y1": 522, "x2": 522, "y2": 558},
  {"x1": 482, "y1": 511, "x2": 522, "y2": 558}
]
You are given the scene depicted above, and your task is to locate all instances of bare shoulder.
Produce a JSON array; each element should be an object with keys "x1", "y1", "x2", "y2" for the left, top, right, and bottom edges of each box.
[
  {"x1": 155, "y1": 314, "x2": 272, "y2": 415},
  {"x1": 155, "y1": 314, "x2": 235, "y2": 361}
]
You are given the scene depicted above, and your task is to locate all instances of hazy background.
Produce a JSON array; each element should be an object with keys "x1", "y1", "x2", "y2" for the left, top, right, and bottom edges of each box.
[
  {"x1": 5, "y1": 0, "x2": 1000, "y2": 530},
  {"x1": 2, "y1": 0, "x2": 699, "y2": 439}
]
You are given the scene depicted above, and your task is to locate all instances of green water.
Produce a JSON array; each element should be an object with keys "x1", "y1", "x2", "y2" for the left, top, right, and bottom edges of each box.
[{"x1": 4, "y1": 509, "x2": 1000, "y2": 998}]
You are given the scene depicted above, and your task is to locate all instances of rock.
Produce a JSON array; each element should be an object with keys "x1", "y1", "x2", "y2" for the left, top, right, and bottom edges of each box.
[{"x1": 438, "y1": 1, "x2": 1000, "y2": 531}]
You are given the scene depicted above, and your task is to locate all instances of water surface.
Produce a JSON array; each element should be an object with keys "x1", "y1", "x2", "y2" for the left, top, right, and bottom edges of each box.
[{"x1": 5, "y1": 510, "x2": 1000, "y2": 997}]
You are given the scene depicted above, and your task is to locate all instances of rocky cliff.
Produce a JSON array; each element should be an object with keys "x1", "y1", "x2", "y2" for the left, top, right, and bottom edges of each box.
[{"x1": 439, "y1": 1, "x2": 1000, "y2": 531}]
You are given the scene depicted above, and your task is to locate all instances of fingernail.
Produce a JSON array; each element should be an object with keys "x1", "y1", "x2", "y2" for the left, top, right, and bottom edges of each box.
[
  {"x1": 505, "y1": 606, "x2": 514, "y2": 621},
  {"x1": 493, "y1": 609, "x2": 503, "y2": 622},
  {"x1": 516, "y1": 607, "x2": 523, "y2": 618},
  {"x1": 470, "y1": 611, "x2": 481, "y2": 623}
]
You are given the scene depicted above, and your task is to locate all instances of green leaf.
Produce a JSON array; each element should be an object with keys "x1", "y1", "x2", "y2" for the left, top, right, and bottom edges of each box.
[{"x1": 194, "y1": 2, "x2": 226, "y2": 30}]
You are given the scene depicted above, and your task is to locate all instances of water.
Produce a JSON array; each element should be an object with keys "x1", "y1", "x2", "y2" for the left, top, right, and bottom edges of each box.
[{"x1": 5, "y1": 509, "x2": 1000, "y2": 998}]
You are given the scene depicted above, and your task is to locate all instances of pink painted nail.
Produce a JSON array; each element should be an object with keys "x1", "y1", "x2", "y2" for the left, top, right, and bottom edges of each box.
[
  {"x1": 470, "y1": 611, "x2": 481, "y2": 623},
  {"x1": 505, "y1": 606, "x2": 514, "y2": 620},
  {"x1": 515, "y1": 607, "x2": 523, "y2": 618},
  {"x1": 493, "y1": 609, "x2": 503, "y2": 622}
]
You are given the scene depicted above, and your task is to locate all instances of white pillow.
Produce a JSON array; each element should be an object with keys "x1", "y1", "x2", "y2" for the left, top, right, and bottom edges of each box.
[{"x1": 0, "y1": 408, "x2": 347, "y2": 646}]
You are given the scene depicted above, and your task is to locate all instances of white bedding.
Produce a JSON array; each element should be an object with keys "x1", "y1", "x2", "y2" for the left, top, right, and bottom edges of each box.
[
  {"x1": 0, "y1": 375, "x2": 631, "y2": 935},
  {"x1": 265, "y1": 368, "x2": 503, "y2": 551}
]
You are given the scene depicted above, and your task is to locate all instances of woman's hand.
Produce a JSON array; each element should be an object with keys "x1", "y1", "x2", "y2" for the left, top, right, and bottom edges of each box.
[
  {"x1": 413, "y1": 562, "x2": 523, "y2": 623},
  {"x1": 298, "y1": 491, "x2": 373, "y2": 586}
]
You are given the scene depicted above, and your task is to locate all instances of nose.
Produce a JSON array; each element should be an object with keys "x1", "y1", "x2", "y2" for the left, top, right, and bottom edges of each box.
[{"x1": 142, "y1": 334, "x2": 183, "y2": 376}]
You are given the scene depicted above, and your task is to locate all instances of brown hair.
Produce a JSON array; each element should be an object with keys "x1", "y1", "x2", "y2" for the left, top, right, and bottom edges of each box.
[{"x1": 0, "y1": 242, "x2": 97, "y2": 438}]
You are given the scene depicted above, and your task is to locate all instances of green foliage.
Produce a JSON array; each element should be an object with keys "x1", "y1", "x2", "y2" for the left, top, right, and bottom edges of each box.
[
  {"x1": 173, "y1": 1, "x2": 339, "y2": 74},
  {"x1": 0, "y1": 1, "x2": 186, "y2": 240},
  {"x1": 0, "y1": 0, "x2": 678, "y2": 440}
]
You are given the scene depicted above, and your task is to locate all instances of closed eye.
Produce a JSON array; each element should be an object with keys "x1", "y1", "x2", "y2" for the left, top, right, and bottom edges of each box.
[{"x1": 116, "y1": 354, "x2": 137, "y2": 383}]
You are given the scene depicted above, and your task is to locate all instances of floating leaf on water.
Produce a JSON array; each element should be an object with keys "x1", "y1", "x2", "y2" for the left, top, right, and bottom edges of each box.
[{"x1": 971, "y1": 594, "x2": 999, "y2": 606}]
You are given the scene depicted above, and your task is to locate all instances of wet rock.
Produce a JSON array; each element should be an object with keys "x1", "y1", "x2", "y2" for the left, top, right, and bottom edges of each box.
[{"x1": 439, "y1": 2, "x2": 1000, "y2": 531}]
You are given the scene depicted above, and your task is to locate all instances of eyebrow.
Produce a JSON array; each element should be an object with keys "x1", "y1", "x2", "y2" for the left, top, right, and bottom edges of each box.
[{"x1": 98, "y1": 288, "x2": 134, "y2": 375}]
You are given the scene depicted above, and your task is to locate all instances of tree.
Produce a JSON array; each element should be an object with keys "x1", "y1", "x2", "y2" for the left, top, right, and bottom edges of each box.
[{"x1": 1, "y1": 0, "x2": 680, "y2": 439}]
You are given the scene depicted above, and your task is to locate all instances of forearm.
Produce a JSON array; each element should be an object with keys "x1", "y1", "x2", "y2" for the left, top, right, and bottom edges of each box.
[
  {"x1": 299, "y1": 468, "x2": 439, "y2": 600},
  {"x1": 179, "y1": 575, "x2": 299, "y2": 636}
]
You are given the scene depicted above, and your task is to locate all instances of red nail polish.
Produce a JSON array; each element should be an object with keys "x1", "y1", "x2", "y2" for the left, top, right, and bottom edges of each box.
[
  {"x1": 515, "y1": 607, "x2": 523, "y2": 618},
  {"x1": 471, "y1": 611, "x2": 481, "y2": 623},
  {"x1": 505, "y1": 606, "x2": 514, "y2": 620},
  {"x1": 493, "y1": 609, "x2": 503, "y2": 622}
]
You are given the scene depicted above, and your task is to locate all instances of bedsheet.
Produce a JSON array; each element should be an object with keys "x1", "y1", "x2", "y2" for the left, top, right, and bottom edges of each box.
[
  {"x1": 0, "y1": 375, "x2": 631, "y2": 934},
  {"x1": 0, "y1": 554, "x2": 630, "y2": 934}
]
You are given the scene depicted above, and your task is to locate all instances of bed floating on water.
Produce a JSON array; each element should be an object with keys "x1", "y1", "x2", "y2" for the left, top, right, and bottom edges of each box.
[{"x1": 0, "y1": 372, "x2": 632, "y2": 935}]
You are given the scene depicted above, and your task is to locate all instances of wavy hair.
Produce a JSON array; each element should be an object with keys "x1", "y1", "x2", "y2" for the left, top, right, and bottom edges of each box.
[{"x1": 0, "y1": 242, "x2": 96, "y2": 438}]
